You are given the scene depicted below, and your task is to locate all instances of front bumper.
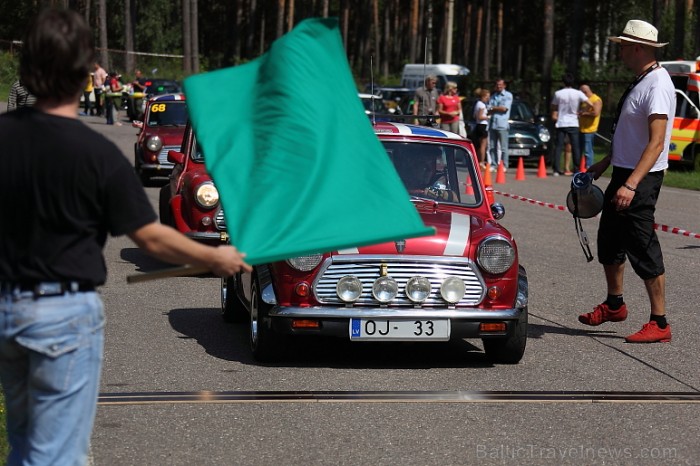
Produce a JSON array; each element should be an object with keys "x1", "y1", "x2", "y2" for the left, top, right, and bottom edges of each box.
[{"x1": 268, "y1": 305, "x2": 524, "y2": 339}]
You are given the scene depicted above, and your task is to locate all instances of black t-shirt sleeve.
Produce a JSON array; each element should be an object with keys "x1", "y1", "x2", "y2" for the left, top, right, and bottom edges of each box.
[{"x1": 104, "y1": 156, "x2": 158, "y2": 236}]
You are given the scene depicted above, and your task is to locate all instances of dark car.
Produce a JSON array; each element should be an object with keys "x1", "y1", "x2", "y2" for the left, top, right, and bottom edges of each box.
[
  {"x1": 126, "y1": 79, "x2": 183, "y2": 120},
  {"x1": 221, "y1": 122, "x2": 529, "y2": 364},
  {"x1": 465, "y1": 97, "x2": 550, "y2": 166},
  {"x1": 158, "y1": 121, "x2": 228, "y2": 244},
  {"x1": 507, "y1": 98, "x2": 551, "y2": 166},
  {"x1": 132, "y1": 93, "x2": 187, "y2": 184}
]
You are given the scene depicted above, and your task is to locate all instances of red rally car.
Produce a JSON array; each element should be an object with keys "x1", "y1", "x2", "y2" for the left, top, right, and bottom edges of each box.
[
  {"x1": 132, "y1": 93, "x2": 188, "y2": 184},
  {"x1": 221, "y1": 122, "x2": 529, "y2": 364},
  {"x1": 159, "y1": 121, "x2": 227, "y2": 244}
]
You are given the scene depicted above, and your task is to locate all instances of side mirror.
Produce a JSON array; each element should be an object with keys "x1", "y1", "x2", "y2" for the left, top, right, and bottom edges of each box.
[
  {"x1": 132, "y1": 120, "x2": 143, "y2": 129},
  {"x1": 490, "y1": 202, "x2": 506, "y2": 220},
  {"x1": 167, "y1": 150, "x2": 185, "y2": 165}
]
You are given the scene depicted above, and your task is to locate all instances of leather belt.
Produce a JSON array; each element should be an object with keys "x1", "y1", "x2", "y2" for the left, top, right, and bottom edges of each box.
[{"x1": 1, "y1": 281, "x2": 95, "y2": 298}]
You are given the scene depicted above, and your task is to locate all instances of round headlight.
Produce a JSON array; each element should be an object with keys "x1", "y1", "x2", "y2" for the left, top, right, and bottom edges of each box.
[
  {"x1": 195, "y1": 182, "x2": 219, "y2": 208},
  {"x1": 477, "y1": 236, "x2": 516, "y2": 274},
  {"x1": 440, "y1": 276, "x2": 466, "y2": 304},
  {"x1": 337, "y1": 276, "x2": 363, "y2": 302},
  {"x1": 372, "y1": 276, "x2": 398, "y2": 303},
  {"x1": 145, "y1": 135, "x2": 163, "y2": 152},
  {"x1": 287, "y1": 254, "x2": 323, "y2": 272},
  {"x1": 405, "y1": 276, "x2": 432, "y2": 303},
  {"x1": 539, "y1": 127, "x2": 551, "y2": 143}
]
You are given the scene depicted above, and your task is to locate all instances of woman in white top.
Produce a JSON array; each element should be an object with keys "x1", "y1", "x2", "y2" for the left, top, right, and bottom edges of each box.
[{"x1": 472, "y1": 88, "x2": 491, "y2": 167}]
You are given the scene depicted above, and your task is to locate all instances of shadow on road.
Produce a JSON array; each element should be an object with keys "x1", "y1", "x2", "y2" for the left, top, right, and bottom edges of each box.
[{"x1": 166, "y1": 306, "x2": 500, "y2": 369}]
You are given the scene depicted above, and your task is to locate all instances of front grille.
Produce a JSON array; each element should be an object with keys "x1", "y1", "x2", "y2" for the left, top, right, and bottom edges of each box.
[
  {"x1": 510, "y1": 134, "x2": 540, "y2": 147},
  {"x1": 314, "y1": 255, "x2": 485, "y2": 307},
  {"x1": 157, "y1": 146, "x2": 178, "y2": 166},
  {"x1": 214, "y1": 207, "x2": 226, "y2": 231}
]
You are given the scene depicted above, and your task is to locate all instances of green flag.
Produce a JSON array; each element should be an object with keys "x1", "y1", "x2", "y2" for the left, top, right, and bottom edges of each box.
[{"x1": 183, "y1": 18, "x2": 433, "y2": 265}]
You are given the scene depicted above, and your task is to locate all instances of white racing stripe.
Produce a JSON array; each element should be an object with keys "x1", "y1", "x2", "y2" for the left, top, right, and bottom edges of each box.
[{"x1": 444, "y1": 212, "x2": 470, "y2": 256}]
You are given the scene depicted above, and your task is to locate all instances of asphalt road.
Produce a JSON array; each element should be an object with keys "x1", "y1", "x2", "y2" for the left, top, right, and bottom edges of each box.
[{"x1": 72, "y1": 112, "x2": 700, "y2": 465}]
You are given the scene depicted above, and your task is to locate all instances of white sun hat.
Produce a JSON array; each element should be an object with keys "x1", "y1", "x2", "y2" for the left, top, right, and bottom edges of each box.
[{"x1": 609, "y1": 20, "x2": 668, "y2": 47}]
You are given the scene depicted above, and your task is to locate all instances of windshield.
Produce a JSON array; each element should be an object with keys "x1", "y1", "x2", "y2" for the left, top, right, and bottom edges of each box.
[
  {"x1": 146, "y1": 101, "x2": 188, "y2": 127},
  {"x1": 510, "y1": 100, "x2": 535, "y2": 122},
  {"x1": 382, "y1": 141, "x2": 481, "y2": 207}
]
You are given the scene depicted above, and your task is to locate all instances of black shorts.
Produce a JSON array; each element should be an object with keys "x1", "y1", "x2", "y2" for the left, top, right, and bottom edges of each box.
[
  {"x1": 597, "y1": 167, "x2": 665, "y2": 279},
  {"x1": 472, "y1": 124, "x2": 488, "y2": 141}
]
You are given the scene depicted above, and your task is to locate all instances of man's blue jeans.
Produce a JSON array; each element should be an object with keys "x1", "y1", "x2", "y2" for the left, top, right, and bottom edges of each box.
[
  {"x1": 488, "y1": 128, "x2": 509, "y2": 167},
  {"x1": 580, "y1": 132, "x2": 595, "y2": 170},
  {"x1": 0, "y1": 290, "x2": 104, "y2": 466},
  {"x1": 553, "y1": 127, "x2": 581, "y2": 174}
]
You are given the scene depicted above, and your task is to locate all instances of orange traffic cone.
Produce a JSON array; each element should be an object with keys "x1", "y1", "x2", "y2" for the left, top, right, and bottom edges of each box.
[
  {"x1": 537, "y1": 155, "x2": 547, "y2": 178},
  {"x1": 483, "y1": 163, "x2": 493, "y2": 187},
  {"x1": 579, "y1": 156, "x2": 587, "y2": 172},
  {"x1": 515, "y1": 157, "x2": 526, "y2": 181},
  {"x1": 496, "y1": 160, "x2": 506, "y2": 184},
  {"x1": 464, "y1": 175, "x2": 474, "y2": 195}
]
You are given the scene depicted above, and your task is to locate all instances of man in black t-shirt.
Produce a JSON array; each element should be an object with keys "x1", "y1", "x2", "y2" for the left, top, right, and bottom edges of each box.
[{"x1": 0, "y1": 9, "x2": 251, "y2": 466}]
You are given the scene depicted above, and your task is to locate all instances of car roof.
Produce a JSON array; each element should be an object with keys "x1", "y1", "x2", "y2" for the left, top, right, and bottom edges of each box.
[
  {"x1": 149, "y1": 93, "x2": 186, "y2": 102},
  {"x1": 373, "y1": 122, "x2": 464, "y2": 139}
]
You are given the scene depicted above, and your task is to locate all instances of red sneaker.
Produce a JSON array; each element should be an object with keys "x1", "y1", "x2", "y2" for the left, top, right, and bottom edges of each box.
[
  {"x1": 625, "y1": 321, "x2": 672, "y2": 343},
  {"x1": 578, "y1": 303, "x2": 628, "y2": 326}
]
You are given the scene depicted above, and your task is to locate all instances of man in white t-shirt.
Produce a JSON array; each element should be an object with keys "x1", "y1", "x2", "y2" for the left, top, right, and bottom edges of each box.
[
  {"x1": 579, "y1": 19, "x2": 676, "y2": 344},
  {"x1": 550, "y1": 73, "x2": 593, "y2": 175}
]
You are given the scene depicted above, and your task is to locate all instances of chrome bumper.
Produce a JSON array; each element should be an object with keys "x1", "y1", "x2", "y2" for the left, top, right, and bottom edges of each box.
[{"x1": 269, "y1": 306, "x2": 522, "y2": 320}]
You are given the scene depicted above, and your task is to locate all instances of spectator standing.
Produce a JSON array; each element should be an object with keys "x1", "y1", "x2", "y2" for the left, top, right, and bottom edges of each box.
[
  {"x1": 92, "y1": 62, "x2": 108, "y2": 117},
  {"x1": 579, "y1": 19, "x2": 675, "y2": 343},
  {"x1": 579, "y1": 83, "x2": 603, "y2": 169},
  {"x1": 132, "y1": 69, "x2": 147, "y2": 93},
  {"x1": 472, "y1": 88, "x2": 491, "y2": 167},
  {"x1": 412, "y1": 75, "x2": 440, "y2": 126},
  {"x1": 487, "y1": 78, "x2": 513, "y2": 171},
  {"x1": 105, "y1": 71, "x2": 123, "y2": 125},
  {"x1": 82, "y1": 73, "x2": 93, "y2": 116},
  {"x1": 0, "y1": 9, "x2": 252, "y2": 466},
  {"x1": 7, "y1": 79, "x2": 36, "y2": 111},
  {"x1": 551, "y1": 74, "x2": 592, "y2": 175},
  {"x1": 437, "y1": 81, "x2": 461, "y2": 134}
]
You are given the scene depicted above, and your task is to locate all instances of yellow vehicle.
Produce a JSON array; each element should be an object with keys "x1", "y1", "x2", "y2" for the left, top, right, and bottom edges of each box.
[{"x1": 663, "y1": 62, "x2": 700, "y2": 170}]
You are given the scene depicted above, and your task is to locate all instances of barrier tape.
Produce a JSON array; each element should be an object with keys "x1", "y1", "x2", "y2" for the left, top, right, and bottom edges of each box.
[{"x1": 493, "y1": 190, "x2": 700, "y2": 240}]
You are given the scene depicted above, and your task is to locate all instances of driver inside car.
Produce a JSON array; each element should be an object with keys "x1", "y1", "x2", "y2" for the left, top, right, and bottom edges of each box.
[{"x1": 396, "y1": 145, "x2": 459, "y2": 201}]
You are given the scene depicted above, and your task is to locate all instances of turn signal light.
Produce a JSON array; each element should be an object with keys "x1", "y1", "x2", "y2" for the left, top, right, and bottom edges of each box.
[
  {"x1": 487, "y1": 286, "x2": 502, "y2": 300},
  {"x1": 294, "y1": 282, "x2": 310, "y2": 297},
  {"x1": 291, "y1": 319, "x2": 320, "y2": 329},
  {"x1": 480, "y1": 323, "x2": 507, "y2": 332}
]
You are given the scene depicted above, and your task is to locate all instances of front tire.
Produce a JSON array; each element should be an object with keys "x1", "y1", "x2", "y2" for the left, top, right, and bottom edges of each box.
[
  {"x1": 250, "y1": 274, "x2": 284, "y2": 362},
  {"x1": 158, "y1": 185, "x2": 173, "y2": 227},
  {"x1": 221, "y1": 276, "x2": 247, "y2": 323},
  {"x1": 482, "y1": 308, "x2": 528, "y2": 364}
]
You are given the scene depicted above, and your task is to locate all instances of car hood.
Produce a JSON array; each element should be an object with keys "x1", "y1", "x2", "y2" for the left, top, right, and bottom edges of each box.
[
  {"x1": 334, "y1": 206, "x2": 489, "y2": 257},
  {"x1": 142, "y1": 127, "x2": 186, "y2": 145},
  {"x1": 509, "y1": 120, "x2": 539, "y2": 135}
]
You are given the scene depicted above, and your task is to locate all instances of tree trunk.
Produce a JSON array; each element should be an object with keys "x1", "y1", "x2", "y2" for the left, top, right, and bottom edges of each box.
[
  {"x1": 541, "y1": 0, "x2": 554, "y2": 109},
  {"x1": 287, "y1": 0, "x2": 294, "y2": 32},
  {"x1": 495, "y1": 0, "x2": 502, "y2": 76},
  {"x1": 482, "y1": 0, "x2": 490, "y2": 80},
  {"x1": 98, "y1": 0, "x2": 108, "y2": 69},
  {"x1": 276, "y1": 0, "x2": 285, "y2": 38},
  {"x1": 124, "y1": 0, "x2": 134, "y2": 74},
  {"x1": 409, "y1": 0, "x2": 419, "y2": 63},
  {"x1": 473, "y1": 1, "x2": 483, "y2": 80},
  {"x1": 445, "y1": 0, "x2": 454, "y2": 63},
  {"x1": 191, "y1": 0, "x2": 199, "y2": 73},
  {"x1": 183, "y1": 0, "x2": 192, "y2": 74}
]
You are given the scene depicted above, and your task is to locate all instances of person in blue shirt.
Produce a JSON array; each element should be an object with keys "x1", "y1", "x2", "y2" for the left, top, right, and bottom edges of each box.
[{"x1": 487, "y1": 78, "x2": 513, "y2": 170}]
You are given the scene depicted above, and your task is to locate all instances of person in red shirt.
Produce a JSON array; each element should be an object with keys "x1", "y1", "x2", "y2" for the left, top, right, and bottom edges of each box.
[{"x1": 437, "y1": 81, "x2": 461, "y2": 134}]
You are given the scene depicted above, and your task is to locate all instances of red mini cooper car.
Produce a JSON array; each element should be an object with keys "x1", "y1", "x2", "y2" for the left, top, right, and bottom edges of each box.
[
  {"x1": 158, "y1": 121, "x2": 228, "y2": 243},
  {"x1": 132, "y1": 93, "x2": 188, "y2": 184},
  {"x1": 221, "y1": 122, "x2": 529, "y2": 364}
]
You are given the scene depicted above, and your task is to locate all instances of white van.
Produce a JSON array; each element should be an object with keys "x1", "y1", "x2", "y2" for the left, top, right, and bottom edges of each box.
[{"x1": 401, "y1": 63, "x2": 470, "y2": 90}]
